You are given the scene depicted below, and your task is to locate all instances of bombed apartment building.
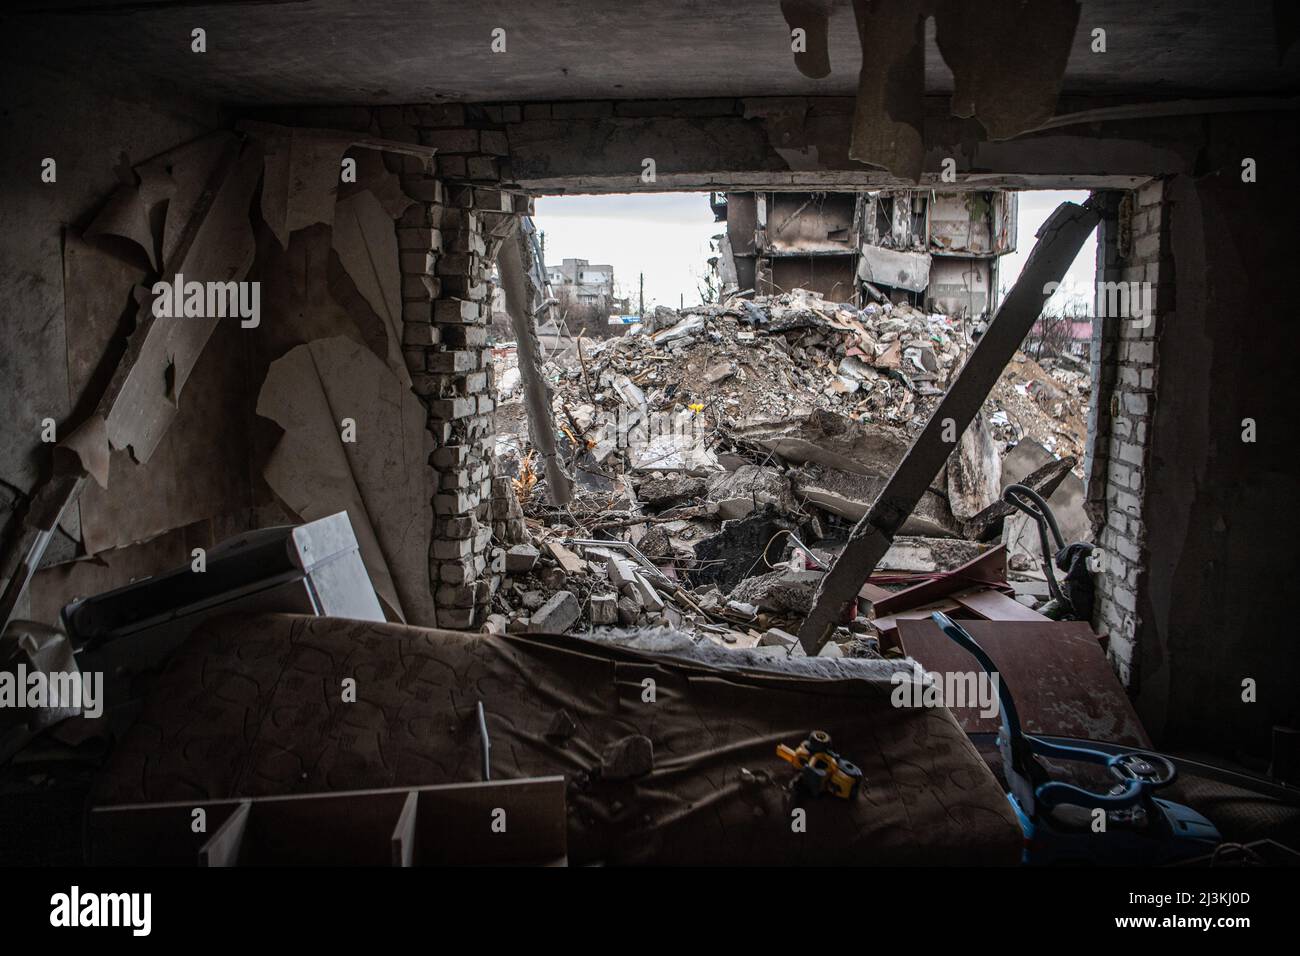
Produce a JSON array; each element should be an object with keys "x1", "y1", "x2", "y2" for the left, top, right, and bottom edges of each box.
[
  {"x1": 0, "y1": 1, "x2": 1298, "y2": 902},
  {"x1": 715, "y1": 187, "x2": 1016, "y2": 317}
]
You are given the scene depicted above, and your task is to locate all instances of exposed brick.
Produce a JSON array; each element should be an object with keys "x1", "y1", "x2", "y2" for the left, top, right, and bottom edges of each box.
[
  {"x1": 440, "y1": 326, "x2": 488, "y2": 349},
  {"x1": 434, "y1": 491, "x2": 479, "y2": 516},
  {"x1": 435, "y1": 583, "x2": 477, "y2": 608},
  {"x1": 434, "y1": 298, "x2": 480, "y2": 323},
  {"x1": 467, "y1": 156, "x2": 499, "y2": 180},
  {"x1": 426, "y1": 349, "x2": 478, "y2": 373},
  {"x1": 415, "y1": 103, "x2": 467, "y2": 127},
  {"x1": 400, "y1": 178, "x2": 444, "y2": 203},
  {"x1": 438, "y1": 155, "x2": 467, "y2": 178},
  {"x1": 551, "y1": 101, "x2": 612, "y2": 119},
  {"x1": 426, "y1": 396, "x2": 477, "y2": 421},
  {"x1": 421, "y1": 128, "x2": 480, "y2": 152}
]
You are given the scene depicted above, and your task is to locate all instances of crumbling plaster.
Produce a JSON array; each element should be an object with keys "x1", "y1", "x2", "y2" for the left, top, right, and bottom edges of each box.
[{"x1": 0, "y1": 59, "x2": 226, "y2": 596}]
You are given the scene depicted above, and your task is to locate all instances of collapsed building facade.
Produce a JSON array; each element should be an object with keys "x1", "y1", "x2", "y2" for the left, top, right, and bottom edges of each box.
[
  {"x1": 0, "y1": 1, "x2": 1297, "y2": 870},
  {"x1": 715, "y1": 187, "x2": 1016, "y2": 316}
]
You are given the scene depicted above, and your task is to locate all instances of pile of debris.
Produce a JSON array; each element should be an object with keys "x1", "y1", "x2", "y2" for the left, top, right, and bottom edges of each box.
[{"x1": 488, "y1": 288, "x2": 1095, "y2": 650}]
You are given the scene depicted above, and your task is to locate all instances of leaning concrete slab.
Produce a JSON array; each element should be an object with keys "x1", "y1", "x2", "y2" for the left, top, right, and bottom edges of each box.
[{"x1": 797, "y1": 201, "x2": 1101, "y2": 654}]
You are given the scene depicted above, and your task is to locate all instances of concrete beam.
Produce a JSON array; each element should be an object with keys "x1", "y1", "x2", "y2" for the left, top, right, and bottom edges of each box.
[
  {"x1": 497, "y1": 225, "x2": 572, "y2": 506},
  {"x1": 505, "y1": 96, "x2": 1199, "y2": 194},
  {"x1": 796, "y1": 200, "x2": 1101, "y2": 655}
]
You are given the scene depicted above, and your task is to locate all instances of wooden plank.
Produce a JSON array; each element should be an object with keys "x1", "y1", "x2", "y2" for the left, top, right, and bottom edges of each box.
[
  {"x1": 416, "y1": 777, "x2": 567, "y2": 866},
  {"x1": 391, "y1": 790, "x2": 419, "y2": 867},
  {"x1": 859, "y1": 582, "x2": 892, "y2": 604},
  {"x1": 89, "y1": 799, "x2": 241, "y2": 865},
  {"x1": 199, "y1": 800, "x2": 251, "y2": 867},
  {"x1": 870, "y1": 598, "x2": 961, "y2": 650},
  {"x1": 90, "y1": 777, "x2": 566, "y2": 866},
  {"x1": 952, "y1": 587, "x2": 1050, "y2": 622}
]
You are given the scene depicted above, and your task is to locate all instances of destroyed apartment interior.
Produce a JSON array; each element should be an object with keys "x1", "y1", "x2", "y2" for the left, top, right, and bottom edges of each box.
[{"x1": 1, "y1": 0, "x2": 1298, "y2": 883}]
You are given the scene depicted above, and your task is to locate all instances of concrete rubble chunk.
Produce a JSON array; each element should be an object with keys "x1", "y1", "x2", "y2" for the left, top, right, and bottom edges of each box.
[
  {"x1": 636, "y1": 474, "x2": 707, "y2": 511},
  {"x1": 528, "y1": 590, "x2": 579, "y2": 633},
  {"x1": 607, "y1": 556, "x2": 639, "y2": 588},
  {"x1": 758, "y1": 627, "x2": 798, "y2": 648},
  {"x1": 616, "y1": 594, "x2": 641, "y2": 626},
  {"x1": 729, "y1": 568, "x2": 824, "y2": 615},
  {"x1": 504, "y1": 543, "x2": 539, "y2": 573},
  {"x1": 630, "y1": 572, "x2": 665, "y2": 612},
  {"x1": 589, "y1": 591, "x2": 618, "y2": 625}
]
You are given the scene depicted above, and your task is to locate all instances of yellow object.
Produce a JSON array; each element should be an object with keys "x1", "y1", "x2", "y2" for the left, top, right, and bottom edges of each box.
[
  {"x1": 776, "y1": 731, "x2": 863, "y2": 800},
  {"x1": 688, "y1": 402, "x2": 705, "y2": 414}
]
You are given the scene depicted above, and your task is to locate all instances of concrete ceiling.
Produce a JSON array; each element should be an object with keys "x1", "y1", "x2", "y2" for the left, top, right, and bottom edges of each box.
[{"x1": 6, "y1": 0, "x2": 1297, "y2": 106}]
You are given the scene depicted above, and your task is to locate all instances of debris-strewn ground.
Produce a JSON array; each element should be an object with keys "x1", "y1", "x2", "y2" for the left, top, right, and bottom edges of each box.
[{"x1": 488, "y1": 289, "x2": 1094, "y2": 649}]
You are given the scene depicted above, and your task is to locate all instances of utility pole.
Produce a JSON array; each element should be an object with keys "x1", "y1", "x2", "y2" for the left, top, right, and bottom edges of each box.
[{"x1": 639, "y1": 272, "x2": 644, "y2": 319}]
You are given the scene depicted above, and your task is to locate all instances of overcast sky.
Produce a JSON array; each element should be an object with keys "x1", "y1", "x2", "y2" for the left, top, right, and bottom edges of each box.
[{"x1": 533, "y1": 189, "x2": 1096, "y2": 313}]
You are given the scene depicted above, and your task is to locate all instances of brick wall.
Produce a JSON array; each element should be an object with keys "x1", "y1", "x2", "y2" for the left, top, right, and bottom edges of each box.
[
  {"x1": 375, "y1": 105, "x2": 530, "y2": 629},
  {"x1": 1089, "y1": 178, "x2": 1169, "y2": 683}
]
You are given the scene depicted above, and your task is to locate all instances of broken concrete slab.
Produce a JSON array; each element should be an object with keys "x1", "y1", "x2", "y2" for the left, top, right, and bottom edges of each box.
[
  {"x1": 947, "y1": 411, "x2": 1003, "y2": 520},
  {"x1": 794, "y1": 465, "x2": 959, "y2": 537},
  {"x1": 734, "y1": 409, "x2": 911, "y2": 477},
  {"x1": 963, "y1": 452, "x2": 1076, "y2": 541},
  {"x1": 730, "y1": 568, "x2": 824, "y2": 615},
  {"x1": 1000, "y1": 438, "x2": 1090, "y2": 564},
  {"x1": 636, "y1": 473, "x2": 707, "y2": 511},
  {"x1": 879, "y1": 536, "x2": 992, "y2": 573},
  {"x1": 706, "y1": 464, "x2": 793, "y2": 512},
  {"x1": 528, "y1": 589, "x2": 579, "y2": 633}
]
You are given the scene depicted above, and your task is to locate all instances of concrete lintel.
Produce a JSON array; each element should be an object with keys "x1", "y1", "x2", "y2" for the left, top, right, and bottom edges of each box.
[{"x1": 506, "y1": 96, "x2": 1204, "y2": 193}]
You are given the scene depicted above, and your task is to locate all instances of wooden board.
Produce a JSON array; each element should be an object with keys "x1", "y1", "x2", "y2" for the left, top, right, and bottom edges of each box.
[
  {"x1": 952, "y1": 587, "x2": 1050, "y2": 622},
  {"x1": 896, "y1": 619, "x2": 1150, "y2": 747}
]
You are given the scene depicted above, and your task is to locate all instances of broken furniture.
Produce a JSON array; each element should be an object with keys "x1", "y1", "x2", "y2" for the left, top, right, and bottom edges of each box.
[
  {"x1": 66, "y1": 512, "x2": 383, "y2": 693},
  {"x1": 91, "y1": 777, "x2": 567, "y2": 866},
  {"x1": 91, "y1": 612, "x2": 1024, "y2": 865}
]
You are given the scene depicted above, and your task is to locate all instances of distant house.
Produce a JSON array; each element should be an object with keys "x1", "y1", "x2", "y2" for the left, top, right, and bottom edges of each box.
[{"x1": 546, "y1": 257, "x2": 619, "y2": 309}]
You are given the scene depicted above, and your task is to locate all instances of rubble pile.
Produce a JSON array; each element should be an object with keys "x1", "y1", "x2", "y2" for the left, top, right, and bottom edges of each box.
[{"x1": 487, "y1": 288, "x2": 1096, "y2": 648}]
